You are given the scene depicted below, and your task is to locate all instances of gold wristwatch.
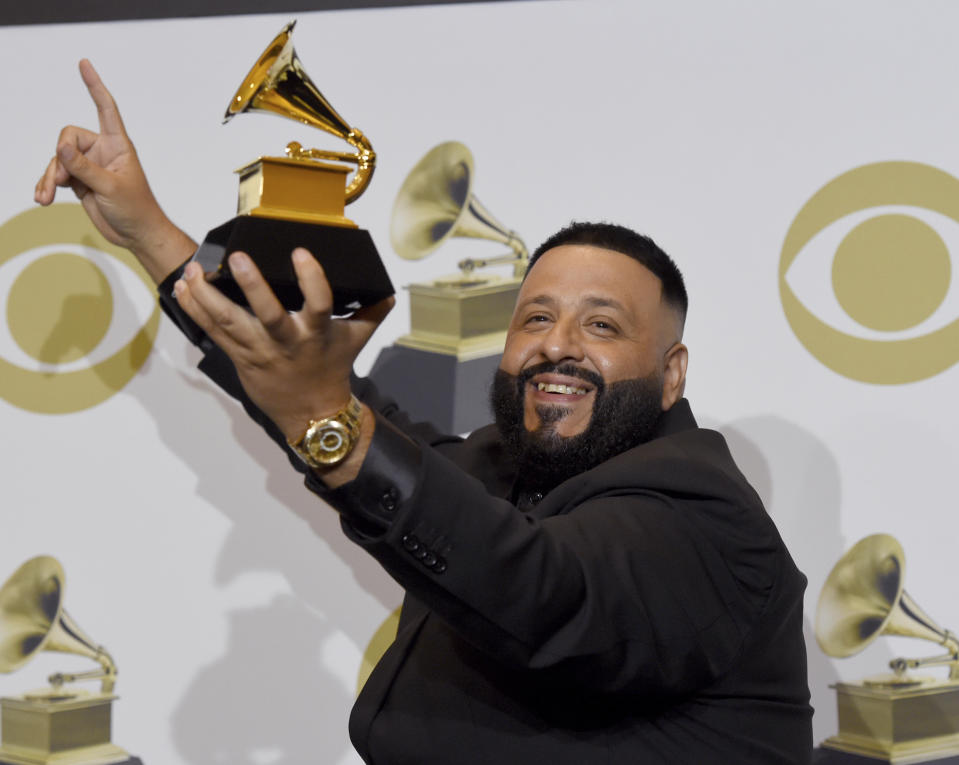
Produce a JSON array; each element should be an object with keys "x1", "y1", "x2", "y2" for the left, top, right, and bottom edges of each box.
[{"x1": 288, "y1": 395, "x2": 363, "y2": 468}]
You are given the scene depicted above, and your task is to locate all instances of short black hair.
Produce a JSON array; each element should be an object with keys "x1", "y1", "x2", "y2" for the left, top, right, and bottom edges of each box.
[{"x1": 527, "y1": 221, "x2": 688, "y2": 325}]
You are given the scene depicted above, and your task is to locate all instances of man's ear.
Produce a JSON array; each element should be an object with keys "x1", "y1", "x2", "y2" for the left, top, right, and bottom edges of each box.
[{"x1": 661, "y1": 342, "x2": 688, "y2": 411}]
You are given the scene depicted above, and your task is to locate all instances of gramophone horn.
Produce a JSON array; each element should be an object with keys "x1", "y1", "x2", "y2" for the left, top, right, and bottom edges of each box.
[
  {"x1": 224, "y1": 21, "x2": 374, "y2": 203},
  {"x1": 815, "y1": 534, "x2": 959, "y2": 672},
  {"x1": 0, "y1": 556, "x2": 116, "y2": 693},
  {"x1": 391, "y1": 141, "x2": 527, "y2": 263}
]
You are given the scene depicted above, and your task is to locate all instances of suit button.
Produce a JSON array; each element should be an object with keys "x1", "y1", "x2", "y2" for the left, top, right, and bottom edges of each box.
[
  {"x1": 530, "y1": 492, "x2": 543, "y2": 504},
  {"x1": 431, "y1": 557, "x2": 447, "y2": 574},
  {"x1": 422, "y1": 551, "x2": 437, "y2": 567},
  {"x1": 402, "y1": 534, "x2": 420, "y2": 552},
  {"x1": 380, "y1": 486, "x2": 399, "y2": 512},
  {"x1": 413, "y1": 546, "x2": 429, "y2": 560}
]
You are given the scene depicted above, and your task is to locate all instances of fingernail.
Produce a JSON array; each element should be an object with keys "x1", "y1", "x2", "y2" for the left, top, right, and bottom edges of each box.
[
  {"x1": 229, "y1": 252, "x2": 248, "y2": 274},
  {"x1": 173, "y1": 280, "x2": 185, "y2": 298},
  {"x1": 183, "y1": 262, "x2": 200, "y2": 279}
]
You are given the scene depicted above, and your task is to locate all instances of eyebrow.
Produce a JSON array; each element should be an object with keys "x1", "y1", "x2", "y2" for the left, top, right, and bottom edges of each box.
[{"x1": 521, "y1": 294, "x2": 629, "y2": 313}]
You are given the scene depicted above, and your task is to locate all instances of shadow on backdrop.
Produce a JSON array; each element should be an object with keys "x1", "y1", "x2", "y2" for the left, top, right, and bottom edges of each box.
[
  {"x1": 135, "y1": 341, "x2": 403, "y2": 764},
  {"x1": 171, "y1": 595, "x2": 352, "y2": 764}
]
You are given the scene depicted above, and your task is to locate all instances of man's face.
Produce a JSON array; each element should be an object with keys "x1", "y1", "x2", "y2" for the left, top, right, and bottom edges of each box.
[{"x1": 498, "y1": 244, "x2": 684, "y2": 439}]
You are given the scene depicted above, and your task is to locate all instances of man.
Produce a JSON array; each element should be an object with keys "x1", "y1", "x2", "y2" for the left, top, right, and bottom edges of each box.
[{"x1": 37, "y1": 61, "x2": 813, "y2": 764}]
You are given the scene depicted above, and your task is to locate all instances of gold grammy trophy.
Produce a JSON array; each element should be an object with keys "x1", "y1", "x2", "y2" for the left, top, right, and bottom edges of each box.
[
  {"x1": 816, "y1": 534, "x2": 959, "y2": 764},
  {"x1": 368, "y1": 141, "x2": 527, "y2": 433},
  {"x1": 0, "y1": 557, "x2": 138, "y2": 765},
  {"x1": 193, "y1": 21, "x2": 393, "y2": 314}
]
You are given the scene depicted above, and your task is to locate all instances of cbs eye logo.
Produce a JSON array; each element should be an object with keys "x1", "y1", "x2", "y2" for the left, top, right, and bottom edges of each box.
[
  {"x1": 780, "y1": 161, "x2": 959, "y2": 385},
  {"x1": 0, "y1": 204, "x2": 160, "y2": 414}
]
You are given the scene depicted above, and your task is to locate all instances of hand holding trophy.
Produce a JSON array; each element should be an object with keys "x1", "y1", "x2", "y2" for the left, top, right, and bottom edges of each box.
[{"x1": 193, "y1": 21, "x2": 394, "y2": 314}]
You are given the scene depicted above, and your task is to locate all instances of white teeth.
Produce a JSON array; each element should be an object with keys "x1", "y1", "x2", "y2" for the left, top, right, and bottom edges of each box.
[{"x1": 537, "y1": 382, "x2": 587, "y2": 395}]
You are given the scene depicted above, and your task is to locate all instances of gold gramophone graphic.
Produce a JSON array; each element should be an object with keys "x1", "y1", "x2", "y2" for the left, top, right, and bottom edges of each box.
[
  {"x1": 192, "y1": 21, "x2": 394, "y2": 314},
  {"x1": 0, "y1": 556, "x2": 138, "y2": 765},
  {"x1": 368, "y1": 142, "x2": 527, "y2": 433},
  {"x1": 390, "y1": 141, "x2": 528, "y2": 359},
  {"x1": 816, "y1": 534, "x2": 959, "y2": 763}
]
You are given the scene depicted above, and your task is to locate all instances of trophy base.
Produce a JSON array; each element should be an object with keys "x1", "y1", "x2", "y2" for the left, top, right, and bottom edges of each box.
[
  {"x1": 814, "y1": 749, "x2": 959, "y2": 764},
  {"x1": 0, "y1": 754, "x2": 140, "y2": 765},
  {"x1": 195, "y1": 215, "x2": 394, "y2": 314},
  {"x1": 400, "y1": 273, "x2": 520, "y2": 360},
  {"x1": 235, "y1": 155, "x2": 354, "y2": 228},
  {"x1": 0, "y1": 693, "x2": 135, "y2": 765},
  {"x1": 819, "y1": 680, "x2": 959, "y2": 763},
  {"x1": 369, "y1": 344, "x2": 501, "y2": 434}
]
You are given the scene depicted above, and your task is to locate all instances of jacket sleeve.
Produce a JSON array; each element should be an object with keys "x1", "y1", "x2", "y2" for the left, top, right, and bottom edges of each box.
[{"x1": 307, "y1": 411, "x2": 782, "y2": 698}]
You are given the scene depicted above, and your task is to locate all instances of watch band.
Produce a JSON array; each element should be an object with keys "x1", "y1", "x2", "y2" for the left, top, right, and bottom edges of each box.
[{"x1": 288, "y1": 395, "x2": 363, "y2": 468}]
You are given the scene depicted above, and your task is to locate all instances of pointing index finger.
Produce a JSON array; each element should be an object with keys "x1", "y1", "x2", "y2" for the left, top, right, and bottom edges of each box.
[{"x1": 78, "y1": 58, "x2": 126, "y2": 137}]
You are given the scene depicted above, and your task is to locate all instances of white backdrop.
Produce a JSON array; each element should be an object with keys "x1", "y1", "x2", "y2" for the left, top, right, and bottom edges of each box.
[{"x1": 3, "y1": 1, "x2": 959, "y2": 761}]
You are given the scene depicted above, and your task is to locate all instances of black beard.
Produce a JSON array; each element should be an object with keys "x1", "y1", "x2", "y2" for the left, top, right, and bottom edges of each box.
[{"x1": 489, "y1": 362, "x2": 664, "y2": 494}]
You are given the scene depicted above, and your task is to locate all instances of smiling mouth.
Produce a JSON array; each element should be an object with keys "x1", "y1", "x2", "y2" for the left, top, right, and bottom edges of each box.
[{"x1": 536, "y1": 382, "x2": 588, "y2": 395}]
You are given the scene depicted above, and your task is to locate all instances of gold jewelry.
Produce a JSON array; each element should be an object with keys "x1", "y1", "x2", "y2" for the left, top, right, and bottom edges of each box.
[{"x1": 288, "y1": 395, "x2": 362, "y2": 468}]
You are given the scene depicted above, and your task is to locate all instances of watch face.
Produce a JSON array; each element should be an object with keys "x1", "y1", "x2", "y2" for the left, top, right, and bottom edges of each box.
[{"x1": 306, "y1": 420, "x2": 353, "y2": 466}]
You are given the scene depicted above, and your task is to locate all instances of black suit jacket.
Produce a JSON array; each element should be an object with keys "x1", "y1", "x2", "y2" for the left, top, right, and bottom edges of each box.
[{"x1": 301, "y1": 380, "x2": 814, "y2": 765}]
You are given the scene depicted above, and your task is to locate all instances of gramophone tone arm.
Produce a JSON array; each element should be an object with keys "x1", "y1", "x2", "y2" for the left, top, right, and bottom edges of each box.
[
  {"x1": 286, "y1": 141, "x2": 356, "y2": 165},
  {"x1": 49, "y1": 668, "x2": 103, "y2": 686},
  {"x1": 458, "y1": 249, "x2": 530, "y2": 279},
  {"x1": 285, "y1": 127, "x2": 376, "y2": 205},
  {"x1": 889, "y1": 628, "x2": 959, "y2": 677},
  {"x1": 458, "y1": 253, "x2": 520, "y2": 273},
  {"x1": 889, "y1": 650, "x2": 959, "y2": 679},
  {"x1": 48, "y1": 668, "x2": 117, "y2": 695},
  {"x1": 47, "y1": 643, "x2": 117, "y2": 694}
]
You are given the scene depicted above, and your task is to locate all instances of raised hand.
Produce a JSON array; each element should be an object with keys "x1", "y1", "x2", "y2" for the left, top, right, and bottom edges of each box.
[
  {"x1": 173, "y1": 247, "x2": 393, "y2": 446},
  {"x1": 35, "y1": 59, "x2": 195, "y2": 284}
]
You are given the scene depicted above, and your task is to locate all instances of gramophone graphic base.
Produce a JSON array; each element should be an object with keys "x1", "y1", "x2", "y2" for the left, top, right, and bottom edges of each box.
[
  {"x1": 819, "y1": 681, "x2": 959, "y2": 764},
  {"x1": 369, "y1": 345, "x2": 501, "y2": 435},
  {"x1": 368, "y1": 274, "x2": 519, "y2": 434},
  {"x1": 395, "y1": 275, "x2": 520, "y2": 359},
  {"x1": 813, "y1": 749, "x2": 959, "y2": 764},
  {"x1": 195, "y1": 216, "x2": 394, "y2": 315},
  {"x1": 0, "y1": 693, "x2": 137, "y2": 765}
]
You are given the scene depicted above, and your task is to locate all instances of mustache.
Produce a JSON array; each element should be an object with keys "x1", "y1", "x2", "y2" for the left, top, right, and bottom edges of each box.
[{"x1": 516, "y1": 362, "x2": 605, "y2": 392}]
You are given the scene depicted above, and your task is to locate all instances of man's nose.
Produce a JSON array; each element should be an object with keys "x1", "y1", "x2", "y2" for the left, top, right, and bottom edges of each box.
[{"x1": 541, "y1": 320, "x2": 585, "y2": 364}]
